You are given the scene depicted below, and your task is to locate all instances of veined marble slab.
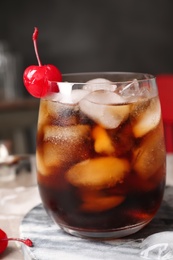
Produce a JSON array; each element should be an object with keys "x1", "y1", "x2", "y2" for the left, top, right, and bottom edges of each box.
[{"x1": 20, "y1": 186, "x2": 173, "y2": 260}]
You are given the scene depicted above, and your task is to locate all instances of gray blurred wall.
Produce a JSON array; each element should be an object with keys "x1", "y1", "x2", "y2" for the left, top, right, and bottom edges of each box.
[{"x1": 0, "y1": 0, "x2": 173, "y2": 96}]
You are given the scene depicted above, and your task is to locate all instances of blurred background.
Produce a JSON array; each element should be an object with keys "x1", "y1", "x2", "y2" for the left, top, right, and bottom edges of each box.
[{"x1": 0, "y1": 0, "x2": 173, "y2": 154}]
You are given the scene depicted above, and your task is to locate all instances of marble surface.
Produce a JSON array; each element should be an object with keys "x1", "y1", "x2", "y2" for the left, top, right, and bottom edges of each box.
[
  {"x1": 20, "y1": 186, "x2": 173, "y2": 260},
  {"x1": 0, "y1": 154, "x2": 172, "y2": 260}
]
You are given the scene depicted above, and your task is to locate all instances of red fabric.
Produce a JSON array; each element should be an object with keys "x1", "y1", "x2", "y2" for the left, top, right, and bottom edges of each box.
[{"x1": 156, "y1": 74, "x2": 173, "y2": 152}]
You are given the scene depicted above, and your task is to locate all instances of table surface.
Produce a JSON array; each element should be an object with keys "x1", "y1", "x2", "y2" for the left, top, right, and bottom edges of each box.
[{"x1": 0, "y1": 154, "x2": 172, "y2": 260}]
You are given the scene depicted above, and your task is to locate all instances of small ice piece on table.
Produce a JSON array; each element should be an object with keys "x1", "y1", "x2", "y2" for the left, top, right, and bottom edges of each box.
[
  {"x1": 83, "y1": 78, "x2": 117, "y2": 92},
  {"x1": 140, "y1": 231, "x2": 173, "y2": 259},
  {"x1": 79, "y1": 90, "x2": 130, "y2": 129}
]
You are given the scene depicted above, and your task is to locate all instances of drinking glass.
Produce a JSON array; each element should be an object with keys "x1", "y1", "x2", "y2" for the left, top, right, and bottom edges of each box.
[{"x1": 36, "y1": 72, "x2": 166, "y2": 239}]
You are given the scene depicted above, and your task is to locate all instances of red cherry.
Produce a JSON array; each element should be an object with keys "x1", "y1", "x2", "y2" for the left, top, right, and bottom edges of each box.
[
  {"x1": 0, "y1": 229, "x2": 33, "y2": 254},
  {"x1": 23, "y1": 27, "x2": 62, "y2": 98},
  {"x1": 0, "y1": 229, "x2": 8, "y2": 254}
]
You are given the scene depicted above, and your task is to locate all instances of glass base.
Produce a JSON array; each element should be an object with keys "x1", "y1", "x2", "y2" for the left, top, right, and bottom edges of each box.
[{"x1": 59, "y1": 221, "x2": 149, "y2": 239}]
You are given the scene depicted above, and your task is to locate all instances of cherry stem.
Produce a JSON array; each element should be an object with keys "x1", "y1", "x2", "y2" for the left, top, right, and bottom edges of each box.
[
  {"x1": 32, "y1": 27, "x2": 42, "y2": 66},
  {"x1": 1, "y1": 237, "x2": 33, "y2": 247}
]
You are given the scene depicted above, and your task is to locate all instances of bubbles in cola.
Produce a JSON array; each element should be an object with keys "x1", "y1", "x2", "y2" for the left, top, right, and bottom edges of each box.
[
  {"x1": 79, "y1": 91, "x2": 130, "y2": 129},
  {"x1": 37, "y1": 124, "x2": 92, "y2": 176}
]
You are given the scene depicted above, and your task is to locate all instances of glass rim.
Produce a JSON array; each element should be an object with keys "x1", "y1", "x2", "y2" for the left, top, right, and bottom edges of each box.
[{"x1": 49, "y1": 71, "x2": 156, "y2": 85}]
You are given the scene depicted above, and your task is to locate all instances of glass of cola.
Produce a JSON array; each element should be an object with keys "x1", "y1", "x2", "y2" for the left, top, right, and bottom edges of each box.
[{"x1": 36, "y1": 72, "x2": 166, "y2": 239}]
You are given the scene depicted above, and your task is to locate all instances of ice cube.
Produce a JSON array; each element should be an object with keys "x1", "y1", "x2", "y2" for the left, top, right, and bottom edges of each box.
[
  {"x1": 58, "y1": 82, "x2": 73, "y2": 103},
  {"x1": 119, "y1": 79, "x2": 140, "y2": 99},
  {"x1": 133, "y1": 124, "x2": 166, "y2": 180},
  {"x1": 84, "y1": 78, "x2": 117, "y2": 92},
  {"x1": 79, "y1": 91, "x2": 130, "y2": 129},
  {"x1": 58, "y1": 82, "x2": 73, "y2": 95},
  {"x1": 66, "y1": 156, "x2": 130, "y2": 190},
  {"x1": 57, "y1": 83, "x2": 90, "y2": 104},
  {"x1": 47, "y1": 83, "x2": 89, "y2": 105},
  {"x1": 80, "y1": 190, "x2": 125, "y2": 212},
  {"x1": 140, "y1": 231, "x2": 173, "y2": 260},
  {"x1": 41, "y1": 97, "x2": 62, "y2": 119},
  {"x1": 84, "y1": 90, "x2": 125, "y2": 104},
  {"x1": 132, "y1": 97, "x2": 161, "y2": 137},
  {"x1": 37, "y1": 124, "x2": 91, "y2": 176},
  {"x1": 43, "y1": 99, "x2": 80, "y2": 126},
  {"x1": 118, "y1": 79, "x2": 151, "y2": 102},
  {"x1": 71, "y1": 89, "x2": 90, "y2": 104},
  {"x1": 92, "y1": 125, "x2": 115, "y2": 155}
]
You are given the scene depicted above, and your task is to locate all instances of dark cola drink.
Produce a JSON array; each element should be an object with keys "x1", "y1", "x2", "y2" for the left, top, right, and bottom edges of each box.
[{"x1": 36, "y1": 73, "x2": 166, "y2": 238}]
